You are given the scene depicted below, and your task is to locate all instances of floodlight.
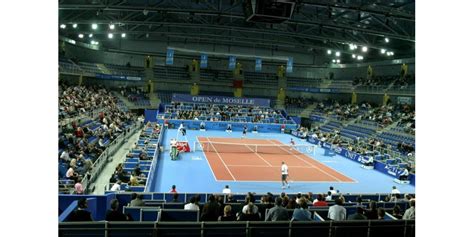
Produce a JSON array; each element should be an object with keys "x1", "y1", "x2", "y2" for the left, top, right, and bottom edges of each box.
[
  {"x1": 108, "y1": 33, "x2": 113, "y2": 39},
  {"x1": 92, "y1": 23, "x2": 98, "y2": 30},
  {"x1": 327, "y1": 50, "x2": 332, "y2": 55},
  {"x1": 78, "y1": 34, "x2": 84, "y2": 38}
]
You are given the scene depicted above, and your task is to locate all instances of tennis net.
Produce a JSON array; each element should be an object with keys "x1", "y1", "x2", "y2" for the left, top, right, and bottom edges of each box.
[{"x1": 193, "y1": 141, "x2": 316, "y2": 156}]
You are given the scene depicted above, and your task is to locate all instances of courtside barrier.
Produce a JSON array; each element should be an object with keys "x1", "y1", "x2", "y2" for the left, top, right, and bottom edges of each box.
[{"x1": 156, "y1": 119, "x2": 297, "y2": 133}]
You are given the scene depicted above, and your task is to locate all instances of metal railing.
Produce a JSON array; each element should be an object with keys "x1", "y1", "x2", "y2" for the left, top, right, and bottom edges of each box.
[{"x1": 82, "y1": 121, "x2": 143, "y2": 193}]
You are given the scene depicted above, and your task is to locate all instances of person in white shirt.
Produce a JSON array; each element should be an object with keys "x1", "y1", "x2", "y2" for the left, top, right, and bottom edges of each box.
[
  {"x1": 110, "y1": 180, "x2": 122, "y2": 191},
  {"x1": 222, "y1": 185, "x2": 231, "y2": 194},
  {"x1": 281, "y1": 161, "x2": 289, "y2": 189},
  {"x1": 364, "y1": 156, "x2": 374, "y2": 166},
  {"x1": 178, "y1": 123, "x2": 186, "y2": 136},
  {"x1": 60, "y1": 150, "x2": 71, "y2": 162},
  {"x1": 184, "y1": 196, "x2": 200, "y2": 211},
  {"x1": 391, "y1": 186, "x2": 401, "y2": 194},
  {"x1": 328, "y1": 198, "x2": 346, "y2": 221},
  {"x1": 399, "y1": 168, "x2": 409, "y2": 180},
  {"x1": 329, "y1": 186, "x2": 337, "y2": 195}
]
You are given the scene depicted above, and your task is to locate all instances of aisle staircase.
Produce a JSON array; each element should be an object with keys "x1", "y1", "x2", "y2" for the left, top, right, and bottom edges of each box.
[{"x1": 299, "y1": 102, "x2": 318, "y2": 118}]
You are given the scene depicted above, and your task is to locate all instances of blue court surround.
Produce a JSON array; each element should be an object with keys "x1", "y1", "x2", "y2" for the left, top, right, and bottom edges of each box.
[{"x1": 151, "y1": 129, "x2": 415, "y2": 194}]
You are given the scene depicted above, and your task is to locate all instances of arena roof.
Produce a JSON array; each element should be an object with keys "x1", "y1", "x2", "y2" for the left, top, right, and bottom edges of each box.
[{"x1": 59, "y1": 0, "x2": 415, "y2": 62}]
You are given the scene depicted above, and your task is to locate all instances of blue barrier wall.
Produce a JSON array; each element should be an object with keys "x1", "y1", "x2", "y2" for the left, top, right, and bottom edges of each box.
[
  {"x1": 157, "y1": 119, "x2": 297, "y2": 133},
  {"x1": 145, "y1": 109, "x2": 158, "y2": 123},
  {"x1": 289, "y1": 116, "x2": 301, "y2": 125},
  {"x1": 145, "y1": 123, "x2": 165, "y2": 192},
  {"x1": 59, "y1": 193, "x2": 116, "y2": 221},
  {"x1": 304, "y1": 136, "x2": 415, "y2": 186}
]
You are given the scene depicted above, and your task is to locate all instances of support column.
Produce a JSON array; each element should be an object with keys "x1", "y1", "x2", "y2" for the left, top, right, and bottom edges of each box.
[
  {"x1": 351, "y1": 92, "x2": 357, "y2": 105},
  {"x1": 78, "y1": 74, "x2": 83, "y2": 86},
  {"x1": 276, "y1": 65, "x2": 287, "y2": 108},
  {"x1": 383, "y1": 93, "x2": 390, "y2": 106},
  {"x1": 233, "y1": 62, "x2": 244, "y2": 97}
]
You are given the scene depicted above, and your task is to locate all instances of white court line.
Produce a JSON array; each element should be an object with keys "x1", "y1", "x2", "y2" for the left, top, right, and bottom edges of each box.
[
  {"x1": 245, "y1": 144, "x2": 273, "y2": 167},
  {"x1": 206, "y1": 137, "x2": 236, "y2": 181},
  {"x1": 227, "y1": 164, "x2": 315, "y2": 168},
  {"x1": 196, "y1": 139, "x2": 218, "y2": 182},
  {"x1": 266, "y1": 139, "x2": 343, "y2": 182}
]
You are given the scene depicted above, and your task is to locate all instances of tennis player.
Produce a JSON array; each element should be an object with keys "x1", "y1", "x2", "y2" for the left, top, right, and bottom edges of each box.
[
  {"x1": 241, "y1": 125, "x2": 247, "y2": 138},
  {"x1": 289, "y1": 138, "x2": 296, "y2": 151},
  {"x1": 178, "y1": 123, "x2": 186, "y2": 136},
  {"x1": 281, "y1": 161, "x2": 289, "y2": 189}
]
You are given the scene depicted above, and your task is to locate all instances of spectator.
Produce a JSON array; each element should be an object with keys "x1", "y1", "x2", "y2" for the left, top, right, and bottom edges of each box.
[
  {"x1": 170, "y1": 185, "x2": 177, "y2": 193},
  {"x1": 106, "y1": 199, "x2": 129, "y2": 221},
  {"x1": 218, "y1": 205, "x2": 236, "y2": 221},
  {"x1": 74, "y1": 177, "x2": 84, "y2": 194},
  {"x1": 403, "y1": 200, "x2": 415, "y2": 220},
  {"x1": 238, "y1": 202, "x2": 260, "y2": 221},
  {"x1": 313, "y1": 194, "x2": 328, "y2": 207},
  {"x1": 377, "y1": 208, "x2": 386, "y2": 220},
  {"x1": 200, "y1": 195, "x2": 220, "y2": 221},
  {"x1": 67, "y1": 198, "x2": 93, "y2": 221},
  {"x1": 392, "y1": 205, "x2": 403, "y2": 219},
  {"x1": 184, "y1": 196, "x2": 200, "y2": 211},
  {"x1": 265, "y1": 197, "x2": 289, "y2": 221},
  {"x1": 286, "y1": 198, "x2": 297, "y2": 209},
  {"x1": 364, "y1": 201, "x2": 378, "y2": 220},
  {"x1": 110, "y1": 180, "x2": 121, "y2": 192},
  {"x1": 348, "y1": 207, "x2": 367, "y2": 220},
  {"x1": 226, "y1": 194, "x2": 236, "y2": 203},
  {"x1": 292, "y1": 198, "x2": 312, "y2": 221},
  {"x1": 325, "y1": 191, "x2": 332, "y2": 201},
  {"x1": 222, "y1": 185, "x2": 231, "y2": 194},
  {"x1": 328, "y1": 186, "x2": 337, "y2": 195},
  {"x1": 129, "y1": 193, "x2": 145, "y2": 207},
  {"x1": 328, "y1": 198, "x2": 346, "y2": 221},
  {"x1": 399, "y1": 168, "x2": 410, "y2": 181},
  {"x1": 242, "y1": 196, "x2": 259, "y2": 215},
  {"x1": 391, "y1": 186, "x2": 401, "y2": 194}
]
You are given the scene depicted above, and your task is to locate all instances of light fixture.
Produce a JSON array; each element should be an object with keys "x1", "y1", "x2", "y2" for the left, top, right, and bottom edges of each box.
[
  {"x1": 78, "y1": 34, "x2": 84, "y2": 38},
  {"x1": 72, "y1": 23, "x2": 77, "y2": 28},
  {"x1": 60, "y1": 24, "x2": 66, "y2": 29},
  {"x1": 92, "y1": 23, "x2": 98, "y2": 30},
  {"x1": 109, "y1": 24, "x2": 115, "y2": 30},
  {"x1": 362, "y1": 46, "x2": 368, "y2": 52},
  {"x1": 335, "y1": 52, "x2": 340, "y2": 57},
  {"x1": 108, "y1": 33, "x2": 113, "y2": 39},
  {"x1": 121, "y1": 33, "x2": 126, "y2": 38},
  {"x1": 90, "y1": 40, "x2": 95, "y2": 45},
  {"x1": 327, "y1": 50, "x2": 332, "y2": 55},
  {"x1": 89, "y1": 34, "x2": 93, "y2": 38},
  {"x1": 357, "y1": 55, "x2": 363, "y2": 60},
  {"x1": 380, "y1": 49, "x2": 386, "y2": 54},
  {"x1": 352, "y1": 54, "x2": 356, "y2": 58},
  {"x1": 336, "y1": 59, "x2": 340, "y2": 63},
  {"x1": 332, "y1": 59, "x2": 336, "y2": 63},
  {"x1": 349, "y1": 44, "x2": 355, "y2": 50},
  {"x1": 385, "y1": 37, "x2": 390, "y2": 43}
]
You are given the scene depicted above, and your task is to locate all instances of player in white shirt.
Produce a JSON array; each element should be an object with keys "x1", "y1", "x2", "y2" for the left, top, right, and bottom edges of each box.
[
  {"x1": 281, "y1": 161, "x2": 289, "y2": 189},
  {"x1": 391, "y1": 186, "x2": 401, "y2": 194},
  {"x1": 289, "y1": 138, "x2": 296, "y2": 151},
  {"x1": 178, "y1": 123, "x2": 186, "y2": 136}
]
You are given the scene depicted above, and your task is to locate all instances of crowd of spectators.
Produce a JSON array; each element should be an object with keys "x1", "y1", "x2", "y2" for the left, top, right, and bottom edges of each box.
[
  {"x1": 163, "y1": 102, "x2": 284, "y2": 123},
  {"x1": 352, "y1": 75, "x2": 400, "y2": 87},
  {"x1": 59, "y1": 83, "x2": 114, "y2": 120},
  {"x1": 119, "y1": 86, "x2": 150, "y2": 102},
  {"x1": 284, "y1": 96, "x2": 317, "y2": 109},
  {"x1": 59, "y1": 83, "x2": 138, "y2": 193},
  {"x1": 68, "y1": 185, "x2": 414, "y2": 222}
]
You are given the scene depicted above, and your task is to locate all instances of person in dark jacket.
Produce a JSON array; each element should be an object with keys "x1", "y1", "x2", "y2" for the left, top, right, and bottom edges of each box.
[
  {"x1": 67, "y1": 198, "x2": 93, "y2": 222},
  {"x1": 364, "y1": 201, "x2": 378, "y2": 219},
  {"x1": 200, "y1": 195, "x2": 220, "y2": 221},
  {"x1": 348, "y1": 207, "x2": 368, "y2": 220},
  {"x1": 105, "y1": 199, "x2": 129, "y2": 221}
]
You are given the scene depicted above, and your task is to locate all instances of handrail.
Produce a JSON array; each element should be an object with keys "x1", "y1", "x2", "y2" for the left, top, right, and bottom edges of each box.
[
  {"x1": 144, "y1": 123, "x2": 165, "y2": 192},
  {"x1": 82, "y1": 120, "x2": 142, "y2": 193}
]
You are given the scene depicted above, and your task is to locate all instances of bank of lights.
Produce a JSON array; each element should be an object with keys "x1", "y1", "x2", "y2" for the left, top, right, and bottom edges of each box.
[
  {"x1": 72, "y1": 23, "x2": 77, "y2": 29},
  {"x1": 109, "y1": 24, "x2": 115, "y2": 30},
  {"x1": 357, "y1": 55, "x2": 364, "y2": 60},
  {"x1": 335, "y1": 51, "x2": 340, "y2": 57},
  {"x1": 362, "y1": 46, "x2": 368, "y2": 52},
  {"x1": 121, "y1": 33, "x2": 126, "y2": 38},
  {"x1": 327, "y1": 50, "x2": 332, "y2": 55},
  {"x1": 90, "y1": 40, "x2": 99, "y2": 45},
  {"x1": 91, "y1": 23, "x2": 98, "y2": 30},
  {"x1": 108, "y1": 33, "x2": 113, "y2": 39},
  {"x1": 78, "y1": 34, "x2": 84, "y2": 38},
  {"x1": 349, "y1": 44, "x2": 357, "y2": 50},
  {"x1": 380, "y1": 49, "x2": 386, "y2": 54},
  {"x1": 60, "y1": 24, "x2": 66, "y2": 29},
  {"x1": 386, "y1": 51, "x2": 394, "y2": 56}
]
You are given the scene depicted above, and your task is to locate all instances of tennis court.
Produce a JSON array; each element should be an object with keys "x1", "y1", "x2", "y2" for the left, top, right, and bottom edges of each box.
[{"x1": 196, "y1": 137, "x2": 355, "y2": 183}]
